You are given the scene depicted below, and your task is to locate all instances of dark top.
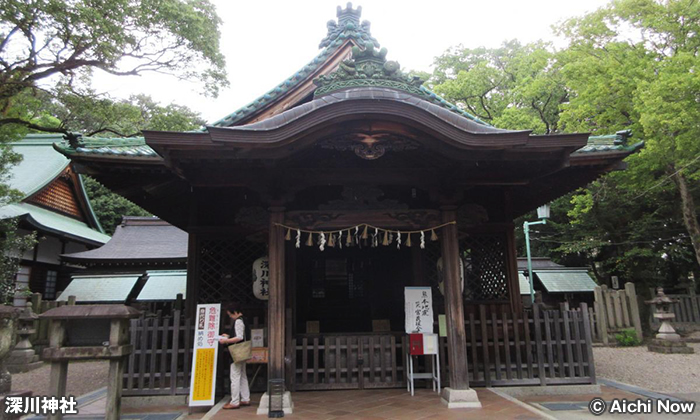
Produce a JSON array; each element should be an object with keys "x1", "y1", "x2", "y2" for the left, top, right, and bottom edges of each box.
[{"x1": 227, "y1": 317, "x2": 247, "y2": 347}]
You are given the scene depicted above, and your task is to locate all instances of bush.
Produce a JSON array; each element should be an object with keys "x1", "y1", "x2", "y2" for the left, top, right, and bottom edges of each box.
[{"x1": 615, "y1": 328, "x2": 641, "y2": 346}]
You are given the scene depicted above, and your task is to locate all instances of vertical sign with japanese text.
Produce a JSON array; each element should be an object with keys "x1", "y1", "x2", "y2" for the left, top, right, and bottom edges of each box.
[
  {"x1": 253, "y1": 256, "x2": 270, "y2": 300},
  {"x1": 188, "y1": 303, "x2": 220, "y2": 407},
  {"x1": 405, "y1": 287, "x2": 434, "y2": 334}
]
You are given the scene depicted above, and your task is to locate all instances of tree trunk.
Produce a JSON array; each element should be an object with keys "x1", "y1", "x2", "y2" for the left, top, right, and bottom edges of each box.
[{"x1": 671, "y1": 168, "x2": 700, "y2": 270}]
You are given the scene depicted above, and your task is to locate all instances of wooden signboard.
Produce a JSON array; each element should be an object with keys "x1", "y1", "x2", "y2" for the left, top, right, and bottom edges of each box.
[{"x1": 249, "y1": 347, "x2": 269, "y2": 364}]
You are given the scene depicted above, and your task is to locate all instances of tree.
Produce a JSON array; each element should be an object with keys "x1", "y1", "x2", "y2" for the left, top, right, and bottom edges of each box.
[
  {"x1": 431, "y1": 40, "x2": 567, "y2": 134},
  {"x1": 0, "y1": 1, "x2": 227, "y2": 288},
  {"x1": 0, "y1": 0, "x2": 227, "y2": 135},
  {"x1": 557, "y1": 0, "x2": 700, "y2": 273},
  {"x1": 82, "y1": 176, "x2": 150, "y2": 235},
  {"x1": 69, "y1": 94, "x2": 206, "y2": 234}
]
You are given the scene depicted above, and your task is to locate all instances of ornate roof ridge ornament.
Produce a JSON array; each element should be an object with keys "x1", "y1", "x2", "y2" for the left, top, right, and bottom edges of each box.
[
  {"x1": 314, "y1": 41, "x2": 424, "y2": 97},
  {"x1": 319, "y1": 2, "x2": 378, "y2": 49}
]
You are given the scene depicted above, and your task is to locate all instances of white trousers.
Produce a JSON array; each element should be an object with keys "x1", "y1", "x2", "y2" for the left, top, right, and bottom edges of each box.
[{"x1": 229, "y1": 361, "x2": 250, "y2": 405}]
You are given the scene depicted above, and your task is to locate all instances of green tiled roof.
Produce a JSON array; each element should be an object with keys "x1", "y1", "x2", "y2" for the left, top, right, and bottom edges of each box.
[
  {"x1": 0, "y1": 202, "x2": 110, "y2": 245},
  {"x1": 573, "y1": 130, "x2": 643, "y2": 154},
  {"x1": 208, "y1": 4, "x2": 489, "y2": 128},
  {"x1": 53, "y1": 136, "x2": 159, "y2": 158},
  {"x1": 2, "y1": 134, "x2": 108, "y2": 242},
  {"x1": 8, "y1": 134, "x2": 70, "y2": 198}
]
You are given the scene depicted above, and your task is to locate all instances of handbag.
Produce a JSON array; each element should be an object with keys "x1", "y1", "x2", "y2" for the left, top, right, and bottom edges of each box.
[
  {"x1": 228, "y1": 341, "x2": 252, "y2": 363},
  {"x1": 227, "y1": 319, "x2": 252, "y2": 363}
]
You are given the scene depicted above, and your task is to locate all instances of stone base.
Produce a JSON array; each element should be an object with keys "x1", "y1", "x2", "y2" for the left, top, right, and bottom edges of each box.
[
  {"x1": 440, "y1": 387, "x2": 481, "y2": 409},
  {"x1": 648, "y1": 339, "x2": 694, "y2": 354},
  {"x1": 256, "y1": 391, "x2": 294, "y2": 415},
  {"x1": 6, "y1": 349, "x2": 42, "y2": 374},
  {"x1": 6, "y1": 361, "x2": 42, "y2": 374}
]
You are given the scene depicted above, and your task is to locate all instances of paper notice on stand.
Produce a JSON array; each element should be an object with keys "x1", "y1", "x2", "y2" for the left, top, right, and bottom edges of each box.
[{"x1": 405, "y1": 287, "x2": 434, "y2": 334}]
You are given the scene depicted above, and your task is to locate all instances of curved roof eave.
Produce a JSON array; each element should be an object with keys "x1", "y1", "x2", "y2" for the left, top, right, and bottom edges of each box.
[{"x1": 199, "y1": 87, "x2": 534, "y2": 150}]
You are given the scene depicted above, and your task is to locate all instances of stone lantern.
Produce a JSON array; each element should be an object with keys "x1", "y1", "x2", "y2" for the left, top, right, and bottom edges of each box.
[
  {"x1": 646, "y1": 288, "x2": 693, "y2": 354},
  {"x1": 6, "y1": 302, "x2": 41, "y2": 373}
]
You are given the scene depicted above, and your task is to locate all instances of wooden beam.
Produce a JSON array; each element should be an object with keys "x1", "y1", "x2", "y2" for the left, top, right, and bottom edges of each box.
[
  {"x1": 268, "y1": 208, "x2": 286, "y2": 381},
  {"x1": 440, "y1": 207, "x2": 470, "y2": 389}
]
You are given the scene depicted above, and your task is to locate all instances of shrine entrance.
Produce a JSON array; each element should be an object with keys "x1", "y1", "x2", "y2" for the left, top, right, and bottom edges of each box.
[
  {"x1": 295, "y1": 245, "x2": 413, "y2": 334},
  {"x1": 290, "y1": 237, "x2": 430, "y2": 391}
]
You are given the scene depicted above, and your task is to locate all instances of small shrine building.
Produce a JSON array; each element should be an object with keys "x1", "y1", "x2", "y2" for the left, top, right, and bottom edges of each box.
[{"x1": 54, "y1": 4, "x2": 641, "y2": 409}]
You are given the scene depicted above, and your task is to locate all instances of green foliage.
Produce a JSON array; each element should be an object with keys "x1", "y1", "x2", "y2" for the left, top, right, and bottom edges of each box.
[
  {"x1": 615, "y1": 328, "x2": 642, "y2": 346},
  {"x1": 434, "y1": 1, "x2": 700, "y2": 290},
  {"x1": 47, "y1": 93, "x2": 206, "y2": 137},
  {"x1": 431, "y1": 40, "x2": 567, "y2": 134},
  {"x1": 82, "y1": 176, "x2": 150, "y2": 236},
  {"x1": 0, "y1": 0, "x2": 227, "y2": 134},
  {"x1": 0, "y1": 219, "x2": 36, "y2": 305}
]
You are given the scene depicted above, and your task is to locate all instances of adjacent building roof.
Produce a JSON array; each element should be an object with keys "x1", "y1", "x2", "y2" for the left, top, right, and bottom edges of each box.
[
  {"x1": 2, "y1": 134, "x2": 109, "y2": 245},
  {"x1": 57, "y1": 269, "x2": 187, "y2": 303},
  {"x1": 136, "y1": 270, "x2": 187, "y2": 301},
  {"x1": 57, "y1": 274, "x2": 140, "y2": 302},
  {"x1": 61, "y1": 216, "x2": 187, "y2": 265},
  {"x1": 535, "y1": 270, "x2": 598, "y2": 293},
  {"x1": 517, "y1": 258, "x2": 597, "y2": 294}
]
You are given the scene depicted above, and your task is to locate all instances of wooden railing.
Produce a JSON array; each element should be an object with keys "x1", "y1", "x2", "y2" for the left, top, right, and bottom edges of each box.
[
  {"x1": 122, "y1": 310, "x2": 193, "y2": 396},
  {"x1": 123, "y1": 304, "x2": 595, "y2": 395},
  {"x1": 291, "y1": 303, "x2": 596, "y2": 390},
  {"x1": 451, "y1": 303, "x2": 595, "y2": 387},
  {"x1": 291, "y1": 334, "x2": 406, "y2": 391},
  {"x1": 649, "y1": 287, "x2": 700, "y2": 328}
]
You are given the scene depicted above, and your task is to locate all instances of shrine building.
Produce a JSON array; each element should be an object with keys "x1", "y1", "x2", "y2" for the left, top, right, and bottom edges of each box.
[{"x1": 54, "y1": 3, "x2": 642, "y2": 411}]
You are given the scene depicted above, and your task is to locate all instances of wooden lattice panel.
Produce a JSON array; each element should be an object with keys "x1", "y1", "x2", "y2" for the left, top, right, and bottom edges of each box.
[
  {"x1": 461, "y1": 233, "x2": 509, "y2": 302},
  {"x1": 197, "y1": 238, "x2": 267, "y2": 304}
]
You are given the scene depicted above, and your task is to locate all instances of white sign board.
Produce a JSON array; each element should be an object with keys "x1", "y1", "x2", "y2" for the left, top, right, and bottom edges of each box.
[
  {"x1": 188, "y1": 303, "x2": 221, "y2": 407},
  {"x1": 423, "y1": 333, "x2": 438, "y2": 355},
  {"x1": 405, "y1": 287, "x2": 434, "y2": 334},
  {"x1": 252, "y1": 256, "x2": 270, "y2": 300},
  {"x1": 251, "y1": 328, "x2": 264, "y2": 347}
]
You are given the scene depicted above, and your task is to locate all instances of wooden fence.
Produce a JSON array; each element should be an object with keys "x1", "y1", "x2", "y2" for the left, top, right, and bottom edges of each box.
[
  {"x1": 122, "y1": 310, "x2": 192, "y2": 396},
  {"x1": 592, "y1": 283, "x2": 643, "y2": 345},
  {"x1": 122, "y1": 304, "x2": 595, "y2": 396},
  {"x1": 649, "y1": 287, "x2": 700, "y2": 329},
  {"x1": 291, "y1": 303, "x2": 596, "y2": 390}
]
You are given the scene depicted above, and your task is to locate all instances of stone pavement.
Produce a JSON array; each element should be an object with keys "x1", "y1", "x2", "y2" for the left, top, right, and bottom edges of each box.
[
  {"x1": 205, "y1": 388, "x2": 542, "y2": 420},
  {"x1": 21, "y1": 379, "x2": 697, "y2": 419}
]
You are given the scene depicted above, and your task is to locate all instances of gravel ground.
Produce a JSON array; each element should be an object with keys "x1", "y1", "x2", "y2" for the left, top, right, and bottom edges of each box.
[
  {"x1": 11, "y1": 360, "x2": 108, "y2": 397},
  {"x1": 593, "y1": 343, "x2": 700, "y2": 394}
]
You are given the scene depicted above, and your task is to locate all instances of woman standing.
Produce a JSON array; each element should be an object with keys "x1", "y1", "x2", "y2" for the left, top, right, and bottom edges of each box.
[{"x1": 219, "y1": 302, "x2": 251, "y2": 409}]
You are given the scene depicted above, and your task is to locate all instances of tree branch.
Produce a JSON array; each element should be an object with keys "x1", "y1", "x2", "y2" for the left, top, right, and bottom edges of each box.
[{"x1": 0, "y1": 118, "x2": 67, "y2": 134}]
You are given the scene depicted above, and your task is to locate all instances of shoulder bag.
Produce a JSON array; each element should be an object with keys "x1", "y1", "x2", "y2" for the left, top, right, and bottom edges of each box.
[{"x1": 228, "y1": 319, "x2": 252, "y2": 363}]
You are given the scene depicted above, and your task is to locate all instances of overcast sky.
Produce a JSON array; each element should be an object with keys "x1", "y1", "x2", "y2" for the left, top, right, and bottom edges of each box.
[{"x1": 92, "y1": 0, "x2": 612, "y2": 124}]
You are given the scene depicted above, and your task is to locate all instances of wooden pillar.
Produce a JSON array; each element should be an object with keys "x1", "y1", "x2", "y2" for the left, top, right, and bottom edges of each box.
[
  {"x1": 185, "y1": 233, "x2": 199, "y2": 319},
  {"x1": 106, "y1": 319, "x2": 128, "y2": 420},
  {"x1": 47, "y1": 320, "x2": 67, "y2": 420},
  {"x1": 268, "y1": 208, "x2": 286, "y2": 381},
  {"x1": 505, "y1": 225, "x2": 523, "y2": 313},
  {"x1": 440, "y1": 206, "x2": 469, "y2": 389}
]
